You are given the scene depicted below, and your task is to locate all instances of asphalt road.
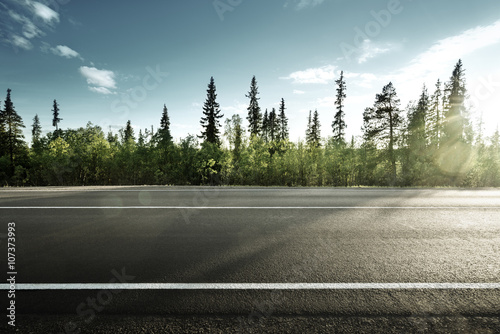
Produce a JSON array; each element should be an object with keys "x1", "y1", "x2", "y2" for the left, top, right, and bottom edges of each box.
[{"x1": 1, "y1": 187, "x2": 500, "y2": 333}]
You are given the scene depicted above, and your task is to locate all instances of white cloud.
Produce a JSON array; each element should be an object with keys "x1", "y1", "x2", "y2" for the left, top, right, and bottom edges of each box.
[
  {"x1": 285, "y1": 0, "x2": 325, "y2": 10},
  {"x1": 11, "y1": 34, "x2": 32, "y2": 50},
  {"x1": 8, "y1": 10, "x2": 43, "y2": 39},
  {"x1": 396, "y1": 19, "x2": 500, "y2": 84},
  {"x1": 88, "y1": 87, "x2": 115, "y2": 95},
  {"x1": 358, "y1": 39, "x2": 393, "y2": 64},
  {"x1": 79, "y1": 66, "x2": 117, "y2": 94},
  {"x1": 79, "y1": 66, "x2": 117, "y2": 89},
  {"x1": 293, "y1": 89, "x2": 305, "y2": 95},
  {"x1": 51, "y1": 45, "x2": 83, "y2": 60},
  {"x1": 283, "y1": 65, "x2": 337, "y2": 84},
  {"x1": 30, "y1": 1, "x2": 59, "y2": 24}
]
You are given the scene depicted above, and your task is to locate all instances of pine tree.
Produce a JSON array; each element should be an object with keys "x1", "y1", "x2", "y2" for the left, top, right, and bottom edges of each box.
[
  {"x1": 52, "y1": 99, "x2": 62, "y2": 133},
  {"x1": 123, "y1": 120, "x2": 135, "y2": 144},
  {"x1": 199, "y1": 77, "x2": 224, "y2": 145},
  {"x1": 262, "y1": 109, "x2": 269, "y2": 142},
  {"x1": 268, "y1": 108, "x2": 279, "y2": 142},
  {"x1": 332, "y1": 70, "x2": 347, "y2": 143},
  {"x1": 439, "y1": 59, "x2": 472, "y2": 184},
  {"x1": 32, "y1": 114, "x2": 42, "y2": 146},
  {"x1": 306, "y1": 110, "x2": 312, "y2": 144},
  {"x1": 311, "y1": 109, "x2": 321, "y2": 147},
  {"x1": 442, "y1": 60, "x2": 468, "y2": 145},
  {"x1": 306, "y1": 110, "x2": 321, "y2": 147},
  {"x1": 158, "y1": 104, "x2": 172, "y2": 145},
  {"x1": 277, "y1": 98, "x2": 288, "y2": 141},
  {"x1": 246, "y1": 76, "x2": 262, "y2": 137},
  {"x1": 362, "y1": 82, "x2": 402, "y2": 185},
  {"x1": 408, "y1": 85, "x2": 429, "y2": 148},
  {"x1": 427, "y1": 79, "x2": 442, "y2": 149},
  {"x1": 2, "y1": 89, "x2": 26, "y2": 174}
]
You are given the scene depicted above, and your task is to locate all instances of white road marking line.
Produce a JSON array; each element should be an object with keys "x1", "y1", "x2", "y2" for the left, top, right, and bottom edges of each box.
[
  {"x1": 1, "y1": 283, "x2": 500, "y2": 290},
  {"x1": 0, "y1": 206, "x2": 499, "y2": 209}
]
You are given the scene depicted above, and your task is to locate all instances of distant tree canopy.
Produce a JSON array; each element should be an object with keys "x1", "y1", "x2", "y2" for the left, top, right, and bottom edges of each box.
[{"x1": 1, "y1": 60, "x2": 499, "y2": 187}]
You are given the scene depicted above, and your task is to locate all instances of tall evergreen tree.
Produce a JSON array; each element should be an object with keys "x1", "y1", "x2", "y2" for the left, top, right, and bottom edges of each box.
[
  {"x1": 199, "y1": 77, "x2": 224, "y2": 145},
  {"x1": 32, "y1": 114, "x2": 42, "y2": 145},
  {"x1": 408, "y1": 85, "x2": 429, "y2": 148},
  {"x1": 439, "y1": 59, "x2": 472, "y2": 183},
  {"x1": 306, "y1": 110, "x2": 312, "y2": 144},
  {"x1": 277, "y1": 98, "x2": 288, "y2": 141},
  {"x1": 262, "y1": 109, "x2": 269, "y2": 142},
  {"x1": 427, "y1": 79, "x2": 442, "y2": 149},
  {"x1": 123, "y1": 120, "x2": 135, "y2": 143},
  {"x1": 2, "y1": 89, "x2": 26, "y2": 174},
  {"x1": 362, "y1": 82, "x2": 402, "y2": 184},
  {"x1": 52, "y1": 99, "x2": 62, "y2": 132},
  {"x1": 332, "y1": 70, "x2": 347, "y2": 143},
  {"x1": 246, "y1": 76, "x2": 262, "y2": 137},
  {"x1": 307, "y1": 109, "x2": 321, "y2": 148},
  {"x1": 311, "y1": 109, "x2": 321, "y2": 147},
  {"x1": 442, "y1": 60, "x2": 468, "y2": 145},
  {"x1": 268, "y1": 107, "x2": 279, "y2": 142},
  {"x1": 157, "y1": 104, "x2": 172, "y2": 145}
]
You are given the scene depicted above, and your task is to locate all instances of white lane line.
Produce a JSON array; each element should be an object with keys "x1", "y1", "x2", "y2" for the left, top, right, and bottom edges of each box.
[
  {"x1": 0, "y1": 206, "x2": 499, "y2": 209},
  {"x1": 1, "y1": 283, "x2": 500, "y2": 290}
]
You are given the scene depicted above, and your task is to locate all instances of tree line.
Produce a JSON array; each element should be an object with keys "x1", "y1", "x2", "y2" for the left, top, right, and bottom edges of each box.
[{"x1": 1, "y1": 59, "x2": 499, "y2": 187}]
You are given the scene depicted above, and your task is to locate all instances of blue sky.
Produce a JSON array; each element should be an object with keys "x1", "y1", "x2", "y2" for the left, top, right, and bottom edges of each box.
[{"x1": 2, "y1": 0, "x2": 500, "y2": 144}]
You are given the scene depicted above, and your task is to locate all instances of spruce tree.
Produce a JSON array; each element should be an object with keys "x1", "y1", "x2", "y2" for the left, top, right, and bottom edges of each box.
[
  {"x1": 306, "y1": 110, "x2": 312, "y2": 144},
  {"x1": 262, "y1": 109, "x2": 269, "y2": 142},
  {"x1": 52, "y1": 99, "x2": 62, "y2": 134},
  {"x1": 440, "y1": 59, "x2": 472, "y2": 184},
  {"x1": 332, "y1": 70, "x2": 347, "y2": 143},
  {"x1": 246, "y1": 76, "x2": 262, "y2": 137},
  {"x1": 277, "y1": 98, "x2": 288, "y2": 141},
  {"x1": 306, "y1": 109, "x2": 321, "y2": 147},
  {"x1": 32, "y1": 114, "x2": 42, "y2": 148},
  {"x1": 3, "y1": 89, "x2": 26, "y2": 174},
  {"x1": 311, "y1": 109, "x2": 321, "y2": 147},
  {"x1": 442, "y1": 60, "x2": 468, "y2": 145},
  {"x1": 408, "y1": 85, "x2": 429, "y2": 148},
  {"x1": 199, "y1": 77, "x2": 224, "y2": 145},
  {"x1": 123, "y1": 120, "x2": 135, "y2": 144},
  {"x1": 268, "y1": 108, "x2": 279, "y2": 142},
  {"x1": 158, "y1": 104, "x2": 172, "y2": 145},
  {"x1": 427, "y1": 79, "x2": 442, "y2": 149}
]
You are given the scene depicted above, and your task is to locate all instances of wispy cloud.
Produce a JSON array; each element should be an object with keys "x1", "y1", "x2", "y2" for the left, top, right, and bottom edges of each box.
[
  {"x1": 11, "y1": 34, "x2": 33, "y2": 50},
  {"x1": 358, "y1": 39, "x2": 394, "y2": 64},
  {"x1": 50, "y1": 45, "x2": 83, "y2": 60},
  {"x1": 395, "y1": 19, "x2": 500, "y2": 83},
  {"x1": 30, "y1": 1, "x2": 59, "y2": 24},
  {"x1": 293, "y1": 89, "x2": 305, "y2": 95},
  {"x1": 88, "y1": 86, "x2": 115, "y2": 95},
  {"x1": 79, "y1": 66, "x2": 117, "y2": 94},
  {"x1": 285, "y1": 0, "x2": 325, "y2": 10},
  {"x1": 282, "y1": 65, "x2": 337, "y2": 84},
  {"x1": 1, "y1": 0, "x2": 60, "y2": 51}
]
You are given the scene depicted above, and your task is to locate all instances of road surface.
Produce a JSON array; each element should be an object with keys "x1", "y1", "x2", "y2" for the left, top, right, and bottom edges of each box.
[{"x1": 1, "y1": 187, "x2": 499, "y2": 333}]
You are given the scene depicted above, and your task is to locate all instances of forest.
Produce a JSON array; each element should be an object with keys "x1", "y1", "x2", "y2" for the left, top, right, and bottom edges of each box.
[{"x1": 1, "y1": 60, "x2": 499, "y2": 187}]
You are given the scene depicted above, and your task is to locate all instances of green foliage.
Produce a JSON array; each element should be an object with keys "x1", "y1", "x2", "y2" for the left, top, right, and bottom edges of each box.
[
  {"x1": 246, "y1": 76, "x2": 262, "y2": 137},
  {"x1": 200, "y1": 77, "x2": 223, "y2": 146},
  {"x1": 2, "y1": 60, "x2": 500, "y2": 188},
  {"x1": 333, "y1": 70, "x2": 347, "y2": 143}
]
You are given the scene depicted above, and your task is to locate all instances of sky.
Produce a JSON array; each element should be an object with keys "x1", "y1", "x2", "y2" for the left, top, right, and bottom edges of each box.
[{"x1": 1, "y1": 0, "x2": 500, "y2": 145}]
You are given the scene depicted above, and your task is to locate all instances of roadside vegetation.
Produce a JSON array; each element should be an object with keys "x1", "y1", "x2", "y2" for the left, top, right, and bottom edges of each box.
[{"x1": 1, "y1": 60, "x2": 499, "y2": 187}]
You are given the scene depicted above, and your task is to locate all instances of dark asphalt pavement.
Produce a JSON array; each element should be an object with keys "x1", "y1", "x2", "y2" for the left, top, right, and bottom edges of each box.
[{"x1": 1, "y1": 187, "x2": 499, "y2": 333}]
